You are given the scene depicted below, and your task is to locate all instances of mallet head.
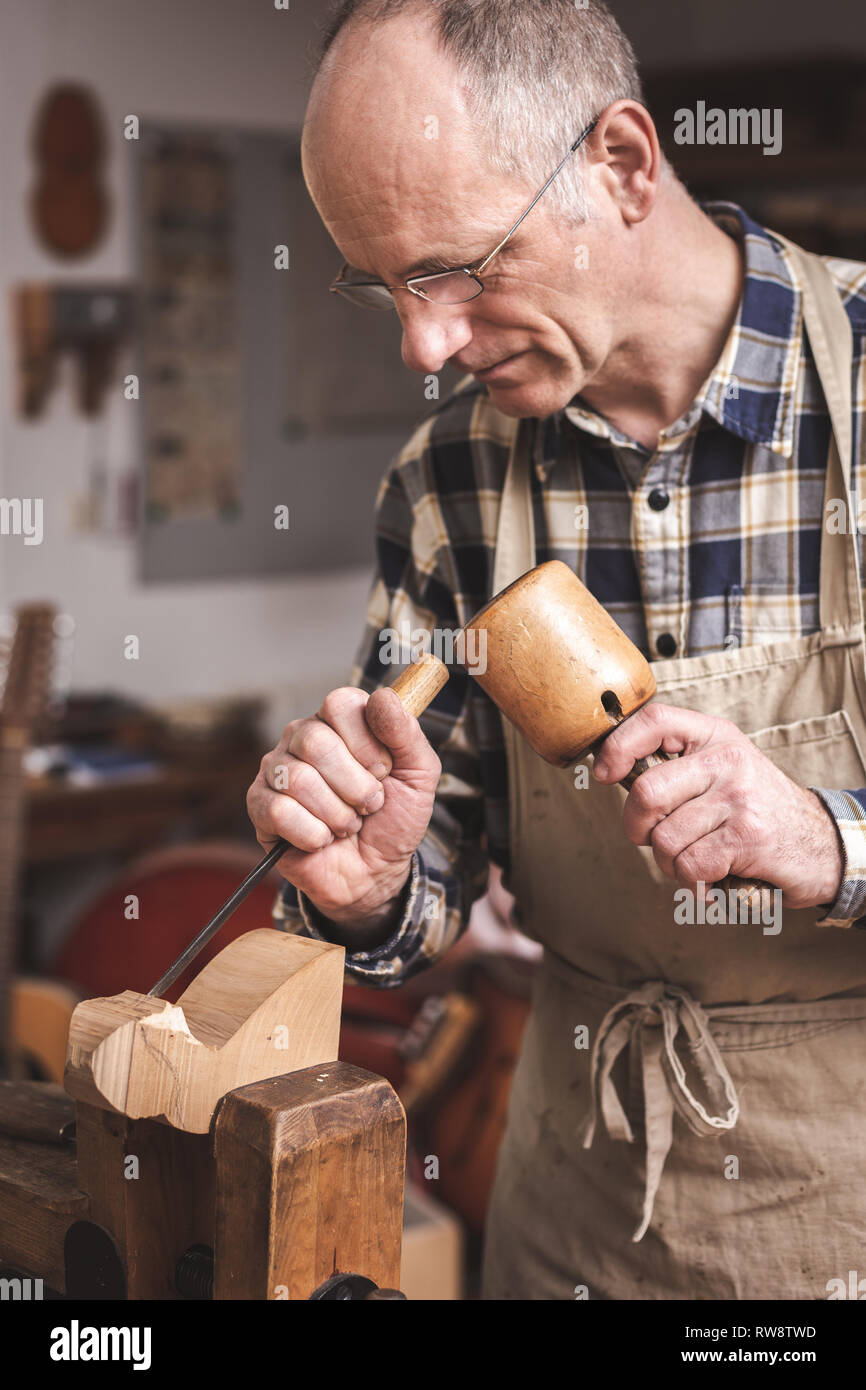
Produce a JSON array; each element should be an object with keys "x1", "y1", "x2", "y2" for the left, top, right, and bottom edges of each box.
[{"x1": 464, "y1": 561, "x2": 657, "y2": 767}]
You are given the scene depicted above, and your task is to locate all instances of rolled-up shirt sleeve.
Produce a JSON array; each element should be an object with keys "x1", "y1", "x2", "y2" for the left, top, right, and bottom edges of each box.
[{"x1": 810, "y1": 787, "x2": 866, "y2": 928}]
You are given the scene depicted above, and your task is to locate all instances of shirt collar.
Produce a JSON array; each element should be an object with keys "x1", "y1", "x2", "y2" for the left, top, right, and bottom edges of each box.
[{"x1": 538, "y1": 202, "x2": 806, "y2": 481}]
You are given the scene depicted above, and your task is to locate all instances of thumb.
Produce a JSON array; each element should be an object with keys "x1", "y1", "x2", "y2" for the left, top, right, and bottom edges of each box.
[{"x1": 365, "y1": 687, "x2": 439, "y2": 775}]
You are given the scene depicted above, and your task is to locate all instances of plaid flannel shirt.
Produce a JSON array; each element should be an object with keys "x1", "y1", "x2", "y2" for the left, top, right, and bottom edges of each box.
[{"x1": 274, "y1": 203, "x2": 866, "y2": 984}]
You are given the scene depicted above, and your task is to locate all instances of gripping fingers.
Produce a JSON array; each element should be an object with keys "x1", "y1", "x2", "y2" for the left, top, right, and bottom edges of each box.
[
  {"x1": 317, "y1": 687, "x2": 393, "y2": 781},
  {"x1": 247, "y1": 773, "x2": 336, "y2": 853},
  {"x1": 261, "y1": 754, "x2": 365, "y2": 839},
  {"x1": 286, "y1": 713, "x2": 387, "y2": 815},
  {"x1": 647, "y1": 793, "x2": 729, "y2": 879}
]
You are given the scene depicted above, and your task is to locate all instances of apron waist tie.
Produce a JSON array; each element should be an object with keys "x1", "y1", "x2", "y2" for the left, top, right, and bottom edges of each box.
[{"x1": 580, "y1": 981, "x2": 739, "y2": 1242}]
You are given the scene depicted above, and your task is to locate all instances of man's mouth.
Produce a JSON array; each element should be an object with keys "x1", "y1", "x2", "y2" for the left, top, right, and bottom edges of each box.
[{"x1": 467, "y1": 351, "x2": 526, "y2": 382}]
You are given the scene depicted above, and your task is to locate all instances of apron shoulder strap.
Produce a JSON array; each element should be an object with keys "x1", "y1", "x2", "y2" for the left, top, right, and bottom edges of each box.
[
  {"x1": 770, "y1": 231, "x2": 861, "y2": 637},
  {"x1": 772, "y1": 233, "x2": 854, "y2": 473},
  {"x1": 493, "y1": 418, "x2": 537, "y2": 595}
]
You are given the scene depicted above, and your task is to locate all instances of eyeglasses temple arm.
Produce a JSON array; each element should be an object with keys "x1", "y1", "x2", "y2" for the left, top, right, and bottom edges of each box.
[{"x1": 475, "y1": 119, "x2": 598, "y2": 276}]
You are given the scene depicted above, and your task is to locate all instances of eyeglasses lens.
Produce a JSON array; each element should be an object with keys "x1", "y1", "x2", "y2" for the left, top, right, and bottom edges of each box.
[
  {"x1": 334, "y1": 269, "x2": 484, "y2": 309},
  {"x1": 334, "y1": 282, "x2": 396, "y2": 310},
  {"x1": 410, "y1": 271, "x2": 484, "y2": 305}
]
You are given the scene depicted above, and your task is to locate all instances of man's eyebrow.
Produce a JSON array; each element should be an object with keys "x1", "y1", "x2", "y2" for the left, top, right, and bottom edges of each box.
[{"x1": 397, "y1": 247, "x2": 491, "y2": 278}]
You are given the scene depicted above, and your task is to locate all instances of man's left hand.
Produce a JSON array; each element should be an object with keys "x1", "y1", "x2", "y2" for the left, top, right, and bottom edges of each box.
[{"x1": 592, "y1": 703, "x2": 844, "y2": 910}]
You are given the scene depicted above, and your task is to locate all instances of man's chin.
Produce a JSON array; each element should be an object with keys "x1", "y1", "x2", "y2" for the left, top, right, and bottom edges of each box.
[{"x1": 481, "y1": 376, "x2": 577, "y2": 420}]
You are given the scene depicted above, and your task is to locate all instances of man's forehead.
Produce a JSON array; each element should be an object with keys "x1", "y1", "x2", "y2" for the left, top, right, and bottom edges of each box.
[
  {"x1": 305, "y1": 136, "x2": 516, "y2": 277},
  {"x1": 303, "y1": 22, "x2": 527, "y2": 277},
  {"x1": 326, "y1": 185, "x2": 513, "y2": 279},
  {"x1": 340, "y1": 222, "x2": 502, "y2": 280}
]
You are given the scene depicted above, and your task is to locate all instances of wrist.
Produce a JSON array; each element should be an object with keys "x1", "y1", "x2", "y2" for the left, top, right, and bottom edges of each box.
[
  {"x1": 806, "y1": 791, "x2": 845, "y2": 906},
  {"x1": 305, "y1": 861, "x2": 413, "y2": 948}
]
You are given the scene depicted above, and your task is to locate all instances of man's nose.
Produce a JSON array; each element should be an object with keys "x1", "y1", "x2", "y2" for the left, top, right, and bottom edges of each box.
[{"x1": 397, "y1": 295, "x2": 473, "y2": 374}]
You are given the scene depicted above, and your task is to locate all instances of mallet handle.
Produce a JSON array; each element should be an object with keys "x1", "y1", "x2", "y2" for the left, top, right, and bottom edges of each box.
[{"x1": 621, "y1": 751, "x2": 775, "y2": 914}]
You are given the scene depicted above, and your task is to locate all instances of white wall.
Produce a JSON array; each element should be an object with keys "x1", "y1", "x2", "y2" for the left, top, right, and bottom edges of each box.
[
  {"x1": 0, "y1": 0, "x2": 372, "y2": 741},
  {"x1": 0, "y1": 0, "x2": 862, "y2": 740}
]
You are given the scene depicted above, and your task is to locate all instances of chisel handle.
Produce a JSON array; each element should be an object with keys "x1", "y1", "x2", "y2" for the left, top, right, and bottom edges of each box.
[{"x1": 389, "y1": 651, "x2": 450, "y2": 716}]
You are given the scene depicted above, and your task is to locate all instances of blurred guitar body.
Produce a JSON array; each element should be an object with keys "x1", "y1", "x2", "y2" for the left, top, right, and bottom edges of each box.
[
  {"x1": 9, "y1": 978, "x2": 79, "y2": 1082},
  {"x1": 0, "y1": 603, "x2": 79, "y2": 1081}
]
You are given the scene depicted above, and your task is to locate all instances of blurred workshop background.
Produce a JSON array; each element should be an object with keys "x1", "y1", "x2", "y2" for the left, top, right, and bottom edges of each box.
[{"x1": 0, "y1": 0, "x2": 864, "y2": 1298}]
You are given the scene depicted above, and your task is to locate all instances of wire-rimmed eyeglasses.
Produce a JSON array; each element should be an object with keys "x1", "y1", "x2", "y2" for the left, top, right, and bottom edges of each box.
[{"x1": 329, "y1": 115, "x2": 599, "y2": 310}]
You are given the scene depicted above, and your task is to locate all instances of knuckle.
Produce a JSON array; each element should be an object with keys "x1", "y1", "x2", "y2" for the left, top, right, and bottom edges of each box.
[
  {"x1": 629, "y1": 774, "x2": 660, "y2": 815},
  {"x1": 284, "y1": 760, "x2": 319, "y2": 800},
  {"x1": 279, "y1": 800, "x2": 330, "y2": 850},
  {"x1": 674, "y1": 846, "x2": 702, "y2": 883},
  {"x1": 636, "y1": 702, "x2": 668, "y2": 736},
  {"x1": 703, "y1": 739, "x2": 745, "y2": 778},
  {"x1": 319, "y1": 687, "x2": 365, "y2": 723},
  {"x1": 308, "y1": 823, "x2": 333, "y2": 850},
  {"x1": 247, "y1": 790, "x2": 277, "y2": 836},
  {"x1": 722, "y1": 738, "x2": 747, "y2": 767},
  {"x1": 291, "y1": 719, "x2": 334, "y2": 764},
  {"x1": 361, "y1": 773, "x2": 385, "y2": 804},
  {"x1": 734, "y1": 809, "x2": 763, "y2": 850},
  {"x1": 337, "y1": 806, "x2": 362, "y2": 833},
  {"x1": 258, "y1": 751, "x2": 283, "y2": 783},
  {"x1": 651, "y1": 820, "x2": 678, "y2": 857}
]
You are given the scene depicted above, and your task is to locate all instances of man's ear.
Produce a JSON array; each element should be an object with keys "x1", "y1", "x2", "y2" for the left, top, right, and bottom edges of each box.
[{"x1": 588, "y1": 99, "x2": 661, "y2": 225}]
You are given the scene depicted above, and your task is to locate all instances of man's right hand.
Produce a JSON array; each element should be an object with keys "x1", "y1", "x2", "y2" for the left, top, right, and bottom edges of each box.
[{"x1": 246, "y1": 684, "x2": 442, "y2": 937}]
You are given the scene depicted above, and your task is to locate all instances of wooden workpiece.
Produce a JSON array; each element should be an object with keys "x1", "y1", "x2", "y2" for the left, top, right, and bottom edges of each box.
[{"x1": 65, "y1": 930, "x2": 344, "y2": 1133}]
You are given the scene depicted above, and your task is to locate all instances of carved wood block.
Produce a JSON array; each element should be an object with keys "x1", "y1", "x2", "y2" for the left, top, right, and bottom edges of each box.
[{"x1": 64, "y1": 931, "x2": 344, "y2": 1133}]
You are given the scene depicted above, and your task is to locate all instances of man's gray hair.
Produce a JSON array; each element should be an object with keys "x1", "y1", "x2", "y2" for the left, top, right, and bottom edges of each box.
[{"x1": 315, "y1": 0, "x2": 646, "y2": 224}]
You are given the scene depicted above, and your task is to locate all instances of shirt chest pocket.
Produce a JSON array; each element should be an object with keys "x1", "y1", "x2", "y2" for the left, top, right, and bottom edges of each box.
[{"x1": 725, "y1": 583, "x2": 818, "y2": 649}]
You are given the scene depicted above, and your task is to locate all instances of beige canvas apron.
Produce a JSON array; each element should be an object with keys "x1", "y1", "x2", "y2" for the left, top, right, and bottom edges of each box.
[{"x1": 481, "y1": 241, "x2": 866, "y2": 1300}]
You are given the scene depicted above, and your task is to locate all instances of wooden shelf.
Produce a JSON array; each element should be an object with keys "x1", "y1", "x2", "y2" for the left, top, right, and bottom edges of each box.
[{"x1": 24, "y1": 752, "x2": 257, "y2": 864}]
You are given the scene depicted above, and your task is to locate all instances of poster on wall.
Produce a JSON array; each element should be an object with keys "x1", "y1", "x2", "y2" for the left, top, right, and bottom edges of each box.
[
  {"x1": 139, "y1": 130, "x2": 243, "y2": 523},
  {"x1": 135, "y1": 123, "x2": 455, "y2": 582}
]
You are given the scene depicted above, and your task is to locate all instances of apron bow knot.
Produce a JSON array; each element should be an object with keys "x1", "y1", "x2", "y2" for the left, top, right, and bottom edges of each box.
[{"x1": 581, "y1": 982, "x2": 740, "y2": 1242}]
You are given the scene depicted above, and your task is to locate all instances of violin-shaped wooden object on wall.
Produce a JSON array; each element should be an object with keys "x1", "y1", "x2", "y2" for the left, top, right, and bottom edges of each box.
[{"x1": 30, "y1": 83, "x2": 109, "y2": 258}]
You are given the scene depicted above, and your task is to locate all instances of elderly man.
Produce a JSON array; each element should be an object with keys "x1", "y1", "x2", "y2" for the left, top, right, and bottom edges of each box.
[{"x1": 247, "y1": 0, "x2": 866, "y2": 1299}]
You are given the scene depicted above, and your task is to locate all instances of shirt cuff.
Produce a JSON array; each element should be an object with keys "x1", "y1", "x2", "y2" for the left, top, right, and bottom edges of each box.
[
  {"x1": 272, "y1": 852, "x2": 427, "y2": 985},
  {"x1": 810, "y1": 788, "x2": 866, "y2": 928}
]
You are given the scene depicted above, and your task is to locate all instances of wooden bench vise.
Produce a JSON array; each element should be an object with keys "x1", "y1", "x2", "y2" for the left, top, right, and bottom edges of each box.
[{"x1": 0, "y1": 930, "x2": 406, "y2": 1299}]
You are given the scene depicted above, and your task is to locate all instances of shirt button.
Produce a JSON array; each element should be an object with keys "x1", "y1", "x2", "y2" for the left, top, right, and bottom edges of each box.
[
  {"x1": 648, "y1": 488, "x2": 670, "y2": 511},
  {"x1": 656, "y1": 633, "x2": 677, "y2": 657}
]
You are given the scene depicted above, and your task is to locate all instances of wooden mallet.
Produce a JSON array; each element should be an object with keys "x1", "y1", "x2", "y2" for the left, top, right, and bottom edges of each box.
[{"x1": 463, "y1": 560, "x2": 770, "y2": 909}]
